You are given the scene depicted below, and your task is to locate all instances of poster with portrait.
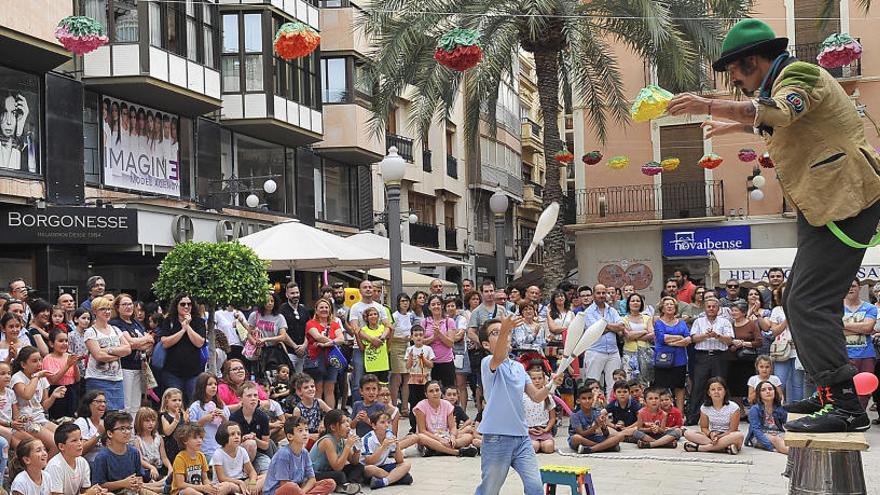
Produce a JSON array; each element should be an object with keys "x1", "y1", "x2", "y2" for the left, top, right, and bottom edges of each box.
[
  {"x1": 102, "y1": 96, "x2": 180, "y2": 197},
  {"x1": 0, "y1": 67, "x2": 39, "y2": 173}
]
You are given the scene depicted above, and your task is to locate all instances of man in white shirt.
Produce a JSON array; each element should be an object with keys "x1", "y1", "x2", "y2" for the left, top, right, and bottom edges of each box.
[
  {"x1": 582, "y1": 284, "x2": 626, "y2": 394},
  {"x1": 686, "y1": 297, "x2": 735, "y2": 425},
  {"x1": 348, "y1": 280, "x2": 390, "y2": 402}
]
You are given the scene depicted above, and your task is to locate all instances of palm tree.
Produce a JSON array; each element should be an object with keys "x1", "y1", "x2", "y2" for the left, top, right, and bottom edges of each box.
[{"x1": 359, "y1": 0, "x2": 753, "y2": 290}]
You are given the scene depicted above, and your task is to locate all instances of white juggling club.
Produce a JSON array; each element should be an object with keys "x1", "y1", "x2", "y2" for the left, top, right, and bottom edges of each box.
[
  {"x1": 550, "y1": 318, "x2": 608, "y2": 393},
  {"x1": 514, "y1": 202, "x2": 559, "y2": 278}
]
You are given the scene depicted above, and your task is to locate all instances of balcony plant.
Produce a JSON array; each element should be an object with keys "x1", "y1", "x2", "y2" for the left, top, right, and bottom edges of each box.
[
  {"x1": 358, "y1": 0, "x2": 751, "y2": 289},
  {"x1": 153, "y1": 242, "x2": 270, "y2": 373}
]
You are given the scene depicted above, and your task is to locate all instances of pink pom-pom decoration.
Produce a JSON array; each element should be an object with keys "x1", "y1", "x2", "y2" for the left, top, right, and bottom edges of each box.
[
  {"x1": 641, "y1": 161, "x2": 663, "y2": 176},
  {"x1": 582, "y1": 151, "x2": 603, "y2": 166},
  {"x1": 817, "y1": 33, "x2": 862, "y2": 69},
  {"x1": 738, "y1": 148, "x2": 757, "y2": 162},
  {"x1": 698, "y1": 153, "x2": 723, "y2": 170},
  {"x1": 758, "y1": 152, "x2": 775, "y2": 168},
  {"x1": 55, "y1": 16, "x2": 108, "y2": 55}
]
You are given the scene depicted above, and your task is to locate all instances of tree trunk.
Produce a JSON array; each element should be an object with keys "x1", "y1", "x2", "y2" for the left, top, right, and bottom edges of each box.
[
  {"x1": 207, "y1": 304, "x2": 217, "y2": 374},
  {"x1": 532, "y1": 49, "x2": 567, "y2": 292}
]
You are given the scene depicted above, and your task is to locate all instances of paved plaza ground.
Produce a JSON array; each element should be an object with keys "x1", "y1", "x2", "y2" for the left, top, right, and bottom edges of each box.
[{"x1": 382, "y1": 411, "x2": 880, "y2": 495}]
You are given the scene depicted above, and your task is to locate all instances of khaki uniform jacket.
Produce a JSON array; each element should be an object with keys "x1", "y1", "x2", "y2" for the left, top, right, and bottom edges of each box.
[{"x1": 754, "y1": 61, "x2": 880, "y2": 226}]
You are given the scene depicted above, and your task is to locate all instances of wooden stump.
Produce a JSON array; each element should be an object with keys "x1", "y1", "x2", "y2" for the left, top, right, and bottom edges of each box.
[{"x1": 784, "y1": 414, "x2": 868, "y2": 495}]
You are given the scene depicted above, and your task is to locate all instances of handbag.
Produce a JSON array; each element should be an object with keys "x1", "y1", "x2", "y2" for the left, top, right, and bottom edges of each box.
[
  {"x1": 770, "y1": 338, "x2": 792, "y2": 361},
  {"x1": 235, "y1": 320, "x2": 249, "y2": 343},
  {"x1": 151, "y1": 341, "x2": 166, "y2": 368},
  {"x1": 736, "y1": 348, "x2": 758, "y2": 359},
  {"x1": 200, "y1": 343, "x2": 210, "y2": 368},
  {"x1": 654, "y1": 349, "x2": 675, "y2": 368},
  {"x1": 142, "y1": 359, "x2": 158, "y2": 390},
  {"x1": 243, "y1": 314, "x2": 262, "y2": 361},
  {"x1": 327, "y1": 344, "x2": 348, "y2": 370}
]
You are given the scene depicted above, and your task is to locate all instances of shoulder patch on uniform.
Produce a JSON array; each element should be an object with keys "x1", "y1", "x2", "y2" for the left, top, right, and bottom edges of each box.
[
  {"x1": 778, "y1": 62, "x2": 820, "y2": 91},
  {"x1": 785, "y1": 92, "x2": 805, "y2": 114}
]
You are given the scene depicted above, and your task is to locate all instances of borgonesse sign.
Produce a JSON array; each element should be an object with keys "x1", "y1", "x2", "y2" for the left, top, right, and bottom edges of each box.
[{"x1": 1, "y1": 206, "x2": 138, "y2": 244}]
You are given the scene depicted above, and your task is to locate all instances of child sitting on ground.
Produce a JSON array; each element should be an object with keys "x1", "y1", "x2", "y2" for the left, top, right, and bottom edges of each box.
[
  {"x1": 747, "y1": 355, "x2": 784, "y2": 405},
  {"x1": 634, "y1": 387, "x2": 681, "y2": 449},
  {"x1": 291, "y1": 376, "x2": 331, "y2": 448},
  {"x1": 11, "y1": 438, "x2": 52, "y2": 495},
  {"x1": 172, "y1": 423, "x2": 237, "y2": 495},
  {"x1": 46, "y1": 423, "x2": 102, "y2": 495},
  {"x1": 378, "y1": 385, "x2": 401, "y2": 437},
  {"x1": 211, "y1": 421, "x2": 265, "y2": 494},
  {"x1": 569, "y1": 387, "x2": 622, "y2": 454},
  {"x1": 91, "y1": 411, "x2": 158, "y2": 495},
  {"x1": 746, "y1": 380, "x2": 788, "y2": 454},
  {"x1": 579, "y1": 379, "x2": 605, "y2": 412},
  {"x1": 413, "y1": 381, "x2": 478, "y2": 457},
  {"x1": 309, "y1": 409, "x2": 364, "y2": 494},
  {"x1": 612, "y1": 369, "x2": 627, "y2": 384},
  {"x1": 659, "y1": 389, "x2": 684, "y2": 432},
  {"x1": 523, "y1": 369, "x2": 556, "y2": 453},
  {"x1": 263, "y1": 417, "x2": 336, "y2": 495},
  {"x1": 627, "y1": 379, "x2": 645, "y2": 406},
  {"x1": 350, "y1": 375, "x2": 386, "y2": 438},
  {"x1": 360, "y1": 412, "x2": 413, "y2": 489},
  {"x1": 605, "y1": 380, "x2": 641, "y2": 439},
  {"x1": 134, "y1": 407, "x2": 172, "y2": 486}
]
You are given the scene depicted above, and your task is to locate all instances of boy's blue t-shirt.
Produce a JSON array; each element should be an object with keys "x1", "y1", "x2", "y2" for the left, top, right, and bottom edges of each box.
[
  {"x1": 351, "y1": 400, "x2": 387, "y2": 437},
  {"x1": 569, "y1": 408, "x2": 600, "y2": 437},
  {"x1": 91, "y1": 445, "x2": 145, "y2": 485},
  {"x1": 606, "y1": 398, "x2": 641, "y2": 426},
  {"x1": 844, "y1": 301, "x2": 877, "y2": 359},
  {"x1": 264, "y1": 445, "x2": 314, "y2": 495},
  {"x1": 477, "y1": 355, "x2": 532, "y2": 436}
]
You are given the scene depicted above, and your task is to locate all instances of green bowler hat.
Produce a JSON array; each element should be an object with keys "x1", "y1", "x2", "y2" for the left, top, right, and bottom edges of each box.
[{"x1": 712, "y1": 19, "x2": 789, "y2": 72}]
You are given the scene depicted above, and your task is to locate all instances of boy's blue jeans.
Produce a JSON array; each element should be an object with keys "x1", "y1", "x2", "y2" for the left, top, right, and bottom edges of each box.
[
  {"x1": 475, "y1": 434, "x2": 543, "y2": 495},
  {"x1": 0, "y1": 434, "x2": 8, "y2": 482}
]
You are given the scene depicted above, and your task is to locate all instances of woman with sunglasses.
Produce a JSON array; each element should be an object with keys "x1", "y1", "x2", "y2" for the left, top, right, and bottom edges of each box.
[{"x1": 157, "y1": 293, "x2": 206, "y2": 403}]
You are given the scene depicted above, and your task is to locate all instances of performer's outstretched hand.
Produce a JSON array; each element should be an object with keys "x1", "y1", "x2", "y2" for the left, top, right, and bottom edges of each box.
[
  {"x1": 701, "y1": 119, "x2": 742, "y2": 138},
  {"x1": 667, "y1": 93, "x2": 710, "y2": 116}
]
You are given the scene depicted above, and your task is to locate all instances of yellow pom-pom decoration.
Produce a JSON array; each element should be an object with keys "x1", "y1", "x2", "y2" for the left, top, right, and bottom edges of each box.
[
  {"x1": 607, "y1": 155, "x2": 630, "y2": 170},
  {"x1": 630, "y1": 85, "x2": 674, "y2": 122},
  {"x1": 661, "y1": 157, "x2": 680, "y2": 171}
]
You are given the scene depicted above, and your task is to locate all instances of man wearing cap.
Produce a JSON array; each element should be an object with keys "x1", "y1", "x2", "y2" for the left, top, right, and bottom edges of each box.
[{"x1": 668, "y1": 19, "x2": 880, "y2": 433}]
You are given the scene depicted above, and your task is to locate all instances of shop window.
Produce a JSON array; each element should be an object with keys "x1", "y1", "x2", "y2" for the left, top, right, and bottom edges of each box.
[
  {"x1": 234, "y1": 134, "x2": 287, "y2": 212},
  {"x1": 0, "y1": 66, "x2": 40, "y2": 174},
  {"x1": 314, "y1": 159, "x2": 356, "y2": 225}
]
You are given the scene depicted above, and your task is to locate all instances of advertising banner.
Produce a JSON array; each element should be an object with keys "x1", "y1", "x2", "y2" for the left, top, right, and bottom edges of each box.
[
  {"x1": 0, "y1": 206, "x2": 138, "y2": 245},
  {"x1": 102, "y1": 96, "x2": 180, "y2": 197},
  {"x1": 662, "y1": 225, "x2": 751, "y2": 257}
]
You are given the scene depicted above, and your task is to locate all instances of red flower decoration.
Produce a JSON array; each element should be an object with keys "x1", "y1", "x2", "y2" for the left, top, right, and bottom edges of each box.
[
  {"x1": 758, "y1": 152, "x2": 775, "y2": 168},
  {"x1": 273, "y1": 22, "x2": 320, "y2": 60},
  {"x1": 555, "y1": 149, "x2": 574, "y2": 164},
  {"x1": 698, "y1": 153, "x2": 723, "y2": 170},
  {"x1": 434, "y1": 28, "x2": 483, "y2": 72},
  {"x1": 582, "y1": 151, "x2": 603, "y2": 165}
]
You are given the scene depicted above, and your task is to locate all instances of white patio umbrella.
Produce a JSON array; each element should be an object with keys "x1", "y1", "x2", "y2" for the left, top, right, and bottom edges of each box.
[
  {"x1": 347, "y1": 232, "x2": 467, "y2": 267},
  {"x1": 238, "y1": 220, "x2": 388, "y2": 272}
]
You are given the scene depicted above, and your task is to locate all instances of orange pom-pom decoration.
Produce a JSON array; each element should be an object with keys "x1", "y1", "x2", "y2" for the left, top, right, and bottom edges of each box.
[
  {"x1": 698, "y1": 153, "x2": 723, "y2": 170},
  {"x1": 273, "y1": 22, "x2": 320, "y2": 60},
  {"x1": 555, "y1": 148, "x2": 574, "y2": 164}
]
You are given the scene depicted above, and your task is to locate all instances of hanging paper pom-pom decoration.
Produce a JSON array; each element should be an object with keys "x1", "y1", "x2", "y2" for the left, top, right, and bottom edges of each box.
[
  {"x1": 582, "y1": 151, "x2": 603, "y2": 166},
  {"x1": 758, "y1": 152, "x2": 775, "y2": 168},
  {"x1": 630, "y1": 85, "x2": 674, "y2": 122},
  {"x1": 434, "y1": 28, "x2": 483, "y2": 72},
  {"x1": 817, "y1": 33, "x2": 862, "y2": 69},
  {"x1": 661, "y1": 157, "x2": 680, "y2": 172},
  {"x1": 738, "y1": 148, "x2": 757, "y2": 162},
  {"x1": 607, "y1": 156, "x2": 630, "y2": 170},
  {"x1": 55, "y1": 16, "x2": 108, "y2": 55},
  {"x1": 555, "y1": 148, "x2": 574, "y2": 164},
  {"x1": 273, "y1": 22, "x2": 320, "y2": 60},
  {"x1": 641, "y1": 161, "x2": 663, "y2": 176},
  {"x1": 698, "y1": 153, "x2": 723, "y2": 170}
]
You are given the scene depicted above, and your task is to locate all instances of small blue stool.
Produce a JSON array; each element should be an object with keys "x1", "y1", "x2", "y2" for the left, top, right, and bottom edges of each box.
[{"x1": 539, "y1": 465, "x2": 596, "y2": 495}]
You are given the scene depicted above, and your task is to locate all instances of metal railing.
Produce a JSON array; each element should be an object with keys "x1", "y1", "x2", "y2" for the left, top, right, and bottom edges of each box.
[
  {"x1": 480, "y1": 164, "x2": 524, "y2": 197},
  {"x1": 386, "y1": 133, "x2": 414, "y2": 162},
  {"x1": 516, "y1": 238, "x2": 544, "y2": 265},
  {"x1": 422, "y1": 149, "x2": 432, "y2": 172},
  {"x1": 573, "y1": 180, "x2": 725, "y2": 223},
  {"x1": 446, "y1": 155, "x2": 458, "y2": 179},
  {"x1": 527, "y1": 181, "x2": 543, "y2": 199},
  {"x1": 521, "y1": 117, "x2": 542, "y2": 139},
  {"x1": 445, "y1": 227, "x2": 457, "y2": 251},
  {"x1": 409, "y1": 222, "x2": 439, "y2": 248},
  {"x1": 790, "y1": 40, "x2": 861, "y2": 78}
]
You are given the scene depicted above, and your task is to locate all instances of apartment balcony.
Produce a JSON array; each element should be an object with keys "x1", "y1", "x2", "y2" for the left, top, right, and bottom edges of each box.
[
  {"x1": 386, "y1": 133, "x2": 414, "y2": 162},
  {"x1": 790, "y1": 41, "x2": 861, "y2": 79},
  {"x1": 221, "y1": 0, "x2": 320, "y2": 28},
  {"x1": 319, "y1": 2, "x2": 369, "y2": 56},
  {"x1": 523, "y1": 181, "x2": 543, "y2": 211},
  {"x1": 572, "y1": 181, "x2": 725, "y2": 224},
  {"x1": 422, "y1": 150, "x2": 433, "y2": 172},
  {"x1": 521, "y1": 118, "x2": 542, "y2": 154},
  {"x1": 409, "y1": 222, "x2": 439, "y2": 248},
  {"x1": 445, "y1": 227, "x2": 458, "y2": 251},
  {"x1": 516, "y1": 238, "x2": 544, "y2": 266},
  {"x1": 446, "y1": 155, "x2": 458, "y2": 179},
  {"x1": 313, "y1": 102, "x2": 384, "y2": 164},
  {"x1": 470, "y1": 163, "x2": 524, "y2": 199}
]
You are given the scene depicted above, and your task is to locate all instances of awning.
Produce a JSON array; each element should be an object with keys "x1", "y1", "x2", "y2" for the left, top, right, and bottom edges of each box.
[
  {"x1": 710, "y1": 248, "x2": 880, "y2": 285},
  {"x1": 366, "y1": 268, "x2": 456, "y2": 292},
  {"x1": 346, "y1": 232, "x2": 467, "y2": 267}
]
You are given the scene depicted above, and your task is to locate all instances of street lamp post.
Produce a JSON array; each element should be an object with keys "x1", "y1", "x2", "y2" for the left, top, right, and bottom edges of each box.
[
  {"x1": 489, "y1": 191, "x2": 509, "y2": 287},
  {"x1": 381, "y1": 147, "x2": 407, "y2": 300}
]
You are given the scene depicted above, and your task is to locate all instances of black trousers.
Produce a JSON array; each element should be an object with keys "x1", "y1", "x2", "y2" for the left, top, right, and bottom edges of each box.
[
  {"x1": 315, "y1": 463, "x2": 365, "y2": 484},
  {"x1": 782, "y1": 201, "x2": 880, "y2": 388},
  {"x1": 687, "y1": 351, "x2": 729, "y2": 423}
]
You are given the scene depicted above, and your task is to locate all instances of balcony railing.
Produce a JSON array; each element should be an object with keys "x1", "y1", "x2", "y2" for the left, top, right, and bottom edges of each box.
[
  {"x1": 386, "y1": 133, "x2": 414, "y2": 162},
  {"x1": 573, "y1": 181, "x2": 725, "y2": 223},
  {"x1": 409, "y1": 222, "x2": 439, "y2": 248},
  {"x1": 446, "y1": 155, "x2": 458, "y2": 179},
  {"x1": 528, "y1": 181, "x2": 543, "y2": 198},
  {"x1": 791, "y1": 41, "x2": 861, "y2": 78},
  {"x1": 516, "y1": 238, "x2": 544, "y2": 265},
  {"x1": 422, "y1": 149, "x2": 432, "y2": 172},
  {"x1": 521, "y1": 117, "x2": 542, "y2": 139},
  {"x1": 445, "y1": 227, "x2": 457, "y2": 251}
]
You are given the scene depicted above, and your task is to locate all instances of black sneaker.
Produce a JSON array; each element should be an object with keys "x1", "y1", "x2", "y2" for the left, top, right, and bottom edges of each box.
[
  {"x1": 784, "y1": 391, "x2": 825, "y2": 414},
  {"x1": 784, "y1": 404, "x2": 871, "y2": 433},
  {"x1": 459, "y1": 446, "x2": 478, "y2": 457}
]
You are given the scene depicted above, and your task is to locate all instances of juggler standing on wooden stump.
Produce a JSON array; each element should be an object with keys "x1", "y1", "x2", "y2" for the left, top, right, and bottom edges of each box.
[{"x1": 668, "y1": 18, "x2": 880, "y2": 433}]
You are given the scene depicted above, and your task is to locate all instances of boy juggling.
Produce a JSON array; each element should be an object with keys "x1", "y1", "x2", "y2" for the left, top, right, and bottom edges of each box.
[{"x1": 475, "y1": 316, "x2": 562, "y2": 495}]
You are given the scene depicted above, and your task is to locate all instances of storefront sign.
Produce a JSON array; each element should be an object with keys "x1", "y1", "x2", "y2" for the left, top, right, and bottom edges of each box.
[
  {"x1": 663, "y1": 226, "x2": 750, "y2": 257},
  {"x1": 0, "y1": 206, "x2": 138, "y2": 244},
  {"x1": 102, "y1": 96, "x2": 180, "y2": 197}
]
